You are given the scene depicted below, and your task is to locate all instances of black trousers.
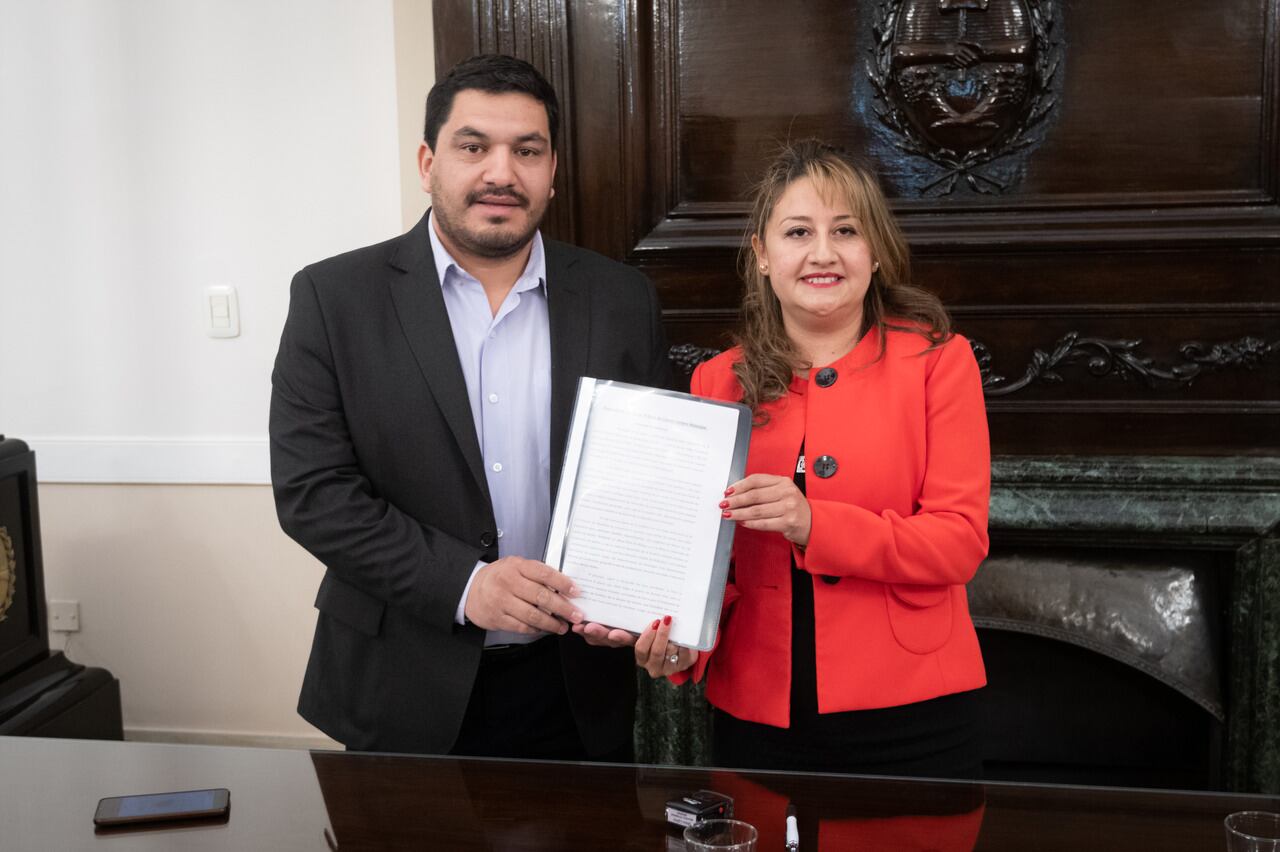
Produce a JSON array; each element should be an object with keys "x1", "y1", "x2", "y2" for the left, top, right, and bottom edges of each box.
[
  {"x1": 713, "y1": 690, "x2": 983, "y2": 779},
  {"x1": 450, "y1": 636, "x2": 632, "y2": 763}
]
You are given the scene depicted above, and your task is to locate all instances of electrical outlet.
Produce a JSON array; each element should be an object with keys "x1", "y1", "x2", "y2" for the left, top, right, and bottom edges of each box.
[{"x1": 49, "y1": 600, "x2": 80, "y2": 632}]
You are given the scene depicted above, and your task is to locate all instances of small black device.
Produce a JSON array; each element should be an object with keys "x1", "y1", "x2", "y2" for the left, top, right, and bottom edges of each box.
[
  {"x1": 664, "y1": 789, "x2": 733, "y2": 830},
  {"x1": 93, "y1": 788, "x2": 230, "y2": 827}
]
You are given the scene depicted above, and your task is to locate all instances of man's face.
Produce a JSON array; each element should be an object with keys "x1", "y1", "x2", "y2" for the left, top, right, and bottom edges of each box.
[{"x1": 419, "y1": 90, "x2": 557, "y2": 261}]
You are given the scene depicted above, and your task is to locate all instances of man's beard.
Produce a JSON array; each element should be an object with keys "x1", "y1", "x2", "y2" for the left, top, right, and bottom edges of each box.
[{"x1": 431, "y1": 183, "x2": 546, "y2": 260}]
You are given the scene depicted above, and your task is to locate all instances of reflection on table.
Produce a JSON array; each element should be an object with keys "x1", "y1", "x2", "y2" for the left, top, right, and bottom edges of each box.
[{"x1": 0, "y1": 735, "x2": 1275, "y2": 850}]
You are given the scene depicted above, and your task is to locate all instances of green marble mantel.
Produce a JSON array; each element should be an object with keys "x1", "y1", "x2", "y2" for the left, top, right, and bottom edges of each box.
[
  {"x1": 634, "y1": 455, "x2": 1280, "y2": 794},
  {"x1": 989, "y1": 456, "x2": 1280, "y2": 545}
]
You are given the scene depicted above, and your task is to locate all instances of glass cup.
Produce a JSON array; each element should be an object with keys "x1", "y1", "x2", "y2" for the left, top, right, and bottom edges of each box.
[
  {"x1": 1225, "y1": 811, "x2": 1280, "y2": 851},
  {"x1": 683, "y1": 819, "x2": 758, "y2": 852}
]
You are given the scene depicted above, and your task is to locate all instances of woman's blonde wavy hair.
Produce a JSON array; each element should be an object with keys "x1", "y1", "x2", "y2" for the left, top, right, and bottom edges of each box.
[{"x1": 733, "y1": 139, "x2": 952, "y2": 419}]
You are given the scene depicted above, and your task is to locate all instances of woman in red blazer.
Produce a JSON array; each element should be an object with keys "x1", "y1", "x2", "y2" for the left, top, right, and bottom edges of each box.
[{"x1": 636, "y1": 140, "x2": 990, "y2": 777}]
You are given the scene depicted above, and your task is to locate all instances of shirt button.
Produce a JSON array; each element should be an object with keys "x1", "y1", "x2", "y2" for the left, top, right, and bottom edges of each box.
[
  {"x1": 815, "y1": 367, "x2": 838, "y2": 388},
  {"x1": 496, "y1": 529, "x2": 504, "y2": 538},
  {"x1": 480, "y1": 532, "x2": 495, "y2": 547},
  {"x1": 492, "y1": 462, "x2": 503, "y2": 473},
  {"x1": 813, "y1": 455, "x2": 838, "y2": 478},
  {"x1": 488, "y1": 393, "x2": 499, "y2": 404}
]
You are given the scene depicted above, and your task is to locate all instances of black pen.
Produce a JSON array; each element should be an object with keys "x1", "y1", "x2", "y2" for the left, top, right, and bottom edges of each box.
[{"x1": 786, "y1": 803, "x2": 799, "y2": 851}]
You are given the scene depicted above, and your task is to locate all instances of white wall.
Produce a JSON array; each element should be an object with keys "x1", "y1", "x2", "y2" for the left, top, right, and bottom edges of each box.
[
  {"x1": 0, "y1": 0, "x2": 403, "y2": 482},
  {"x1": 0, "y1": 0, "x2": 436, "y2": 746}
]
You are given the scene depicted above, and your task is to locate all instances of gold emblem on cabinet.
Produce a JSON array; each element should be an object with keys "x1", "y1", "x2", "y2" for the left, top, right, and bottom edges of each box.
[{"x1": 0, "y1": 527, "x2": 15, "y2": 622}]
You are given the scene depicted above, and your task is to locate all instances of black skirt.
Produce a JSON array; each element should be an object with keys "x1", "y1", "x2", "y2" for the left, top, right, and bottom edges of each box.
[{"x1": 712, "y1": 443, "x2": 983, "y2": 779}]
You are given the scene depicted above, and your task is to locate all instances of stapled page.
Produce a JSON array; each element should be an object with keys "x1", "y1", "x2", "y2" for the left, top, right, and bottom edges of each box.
[{"x1": 545, "y1": 378, "x2": 750, "y2": 650}]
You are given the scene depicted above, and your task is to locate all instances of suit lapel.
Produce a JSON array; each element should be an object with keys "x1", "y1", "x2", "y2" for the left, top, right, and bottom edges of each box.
[
  {"x1": 546, "y1": 240, "x2": 591, "y2": 499},
  {"x1": 387, "y1": 213, "x2": 488, "y2": 500}
]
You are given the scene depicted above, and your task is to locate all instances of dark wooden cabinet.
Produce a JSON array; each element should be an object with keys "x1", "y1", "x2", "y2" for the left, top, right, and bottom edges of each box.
[{"x1": 0, "y1": 438, "x2": 122, "y2": 740}]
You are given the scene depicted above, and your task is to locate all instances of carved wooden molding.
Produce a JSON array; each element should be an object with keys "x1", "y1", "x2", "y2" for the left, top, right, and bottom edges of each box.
[
  {"x1": 973, "y1": 333, "x2": 1280, "y2": 396},
  {"x1": 667, "y1": 335, "x2": 1280, "y2": 398},
  {"x1": 668, "y1": 343, "x2": 721, "y2": 378}
]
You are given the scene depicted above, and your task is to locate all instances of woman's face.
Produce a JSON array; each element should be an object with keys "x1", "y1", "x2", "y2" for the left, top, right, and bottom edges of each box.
[{"x1": 754, "y1": 176, "x2": 875, "y2": 336}]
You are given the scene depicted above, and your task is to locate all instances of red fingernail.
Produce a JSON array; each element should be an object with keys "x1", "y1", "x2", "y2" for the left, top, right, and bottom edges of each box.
[
  {"x1": 722, "y1": 510, "x2": 732, "y2": 518},
  {"x1": 663, "y1": 615, "x2": 672, "y2": 626},
  {"x1": 724, "y1": 487, "x2": 735, "y2": 496},
  {"x1": 651, "y1": 619, "x2": 660, "y2": 630},
  {"x1": 718, "y1": 500, "x2": 729, "y2": 509}
]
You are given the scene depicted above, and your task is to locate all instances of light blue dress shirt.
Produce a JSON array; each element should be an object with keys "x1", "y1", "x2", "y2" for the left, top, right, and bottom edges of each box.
[{"x1": 429, "y1": 215, "x2": 552, "y2": 646}]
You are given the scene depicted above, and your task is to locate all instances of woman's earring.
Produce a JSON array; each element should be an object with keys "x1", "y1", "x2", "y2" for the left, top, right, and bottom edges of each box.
[
  {"x1": 873, "y1": 261, "x2": 880, "y2": 272},
  {"x1": 759, "y1": 265, "x2": 769, "y2": 275}
]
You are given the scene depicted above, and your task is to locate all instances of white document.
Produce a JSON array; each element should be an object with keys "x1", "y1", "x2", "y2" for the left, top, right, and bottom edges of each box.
[{"x1": 544, "y1": 379, "x2": 750, "y2": 650}]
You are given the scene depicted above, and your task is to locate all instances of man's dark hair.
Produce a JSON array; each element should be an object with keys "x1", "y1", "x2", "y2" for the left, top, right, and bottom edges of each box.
[{"x1": 424, "y1": 54, "x2": 560, "y2": 151}]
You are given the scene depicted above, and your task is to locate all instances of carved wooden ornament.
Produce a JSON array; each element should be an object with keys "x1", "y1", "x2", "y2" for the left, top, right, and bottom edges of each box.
[{"x1": 868, "y1": 0, "x2": 1062, "y2": 194}]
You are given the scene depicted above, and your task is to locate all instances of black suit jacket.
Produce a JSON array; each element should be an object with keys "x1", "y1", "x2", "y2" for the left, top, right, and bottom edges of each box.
[{"x1": 269, "y1": 212, "x2": 670, "y2": 754}]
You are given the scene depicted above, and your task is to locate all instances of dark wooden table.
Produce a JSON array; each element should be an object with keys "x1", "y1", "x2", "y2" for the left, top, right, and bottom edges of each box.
[{"x1": 1, "y1": 735, "x2": 1276, "y2": 850}]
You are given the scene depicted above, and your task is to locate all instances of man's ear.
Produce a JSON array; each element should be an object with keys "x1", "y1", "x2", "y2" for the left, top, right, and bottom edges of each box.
[{"x1": 417, "y1": 142, "x2": 434, "y2": 194}]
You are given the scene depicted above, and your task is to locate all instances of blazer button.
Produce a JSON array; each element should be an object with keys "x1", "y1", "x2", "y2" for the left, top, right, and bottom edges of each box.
[
  {"x1": 821, "y1": 575, "x2": 841, "y2": 585},
  {"x1": 812, "y1": 454, "x2": 838, "y2": 478},
  {"x1": 815, "y1": 367, "x2": 838, "y2": 388},
  {"x1": 480, "y1": 532, "x2": 495, "y2": 548}
]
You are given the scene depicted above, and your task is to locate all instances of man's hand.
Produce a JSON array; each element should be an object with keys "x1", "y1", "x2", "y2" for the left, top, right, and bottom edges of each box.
[
  {"x1": 464, "y1": 557, "x2": 583, "y2": 634},
  {"x1": 572, "y1": 622, "x2": 637, "y2": 648}
]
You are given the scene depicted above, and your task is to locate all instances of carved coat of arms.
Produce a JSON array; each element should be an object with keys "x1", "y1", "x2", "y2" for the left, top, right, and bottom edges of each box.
[{"x1": 868, "y1": 0, "x2": 1062, "y2": 194}]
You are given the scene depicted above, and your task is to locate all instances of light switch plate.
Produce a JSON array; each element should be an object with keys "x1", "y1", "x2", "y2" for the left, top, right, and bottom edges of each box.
[{"x1": 205, "y1": 285, "x2": 240, "y2": 338}]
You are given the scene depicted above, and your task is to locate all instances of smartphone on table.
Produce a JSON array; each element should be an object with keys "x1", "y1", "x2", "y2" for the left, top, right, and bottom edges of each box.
[{"x1": 93, "y1": 788, "x2": 230, "y2": 827}]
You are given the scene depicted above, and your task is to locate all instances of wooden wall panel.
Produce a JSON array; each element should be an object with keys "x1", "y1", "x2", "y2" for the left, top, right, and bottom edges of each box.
[{"x1": 433, "y1": 0, "x2": 1280, "y2": 455}]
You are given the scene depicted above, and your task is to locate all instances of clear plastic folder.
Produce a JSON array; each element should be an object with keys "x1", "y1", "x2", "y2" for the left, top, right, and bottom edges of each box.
[{"x1": 544, "y1": 378, "x2": 751, "y2": 651}]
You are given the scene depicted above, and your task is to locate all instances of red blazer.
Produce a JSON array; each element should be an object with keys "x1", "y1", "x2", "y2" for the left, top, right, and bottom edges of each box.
[{"x1": 683, "y1": 327, "x2": 990, "y2": 727}]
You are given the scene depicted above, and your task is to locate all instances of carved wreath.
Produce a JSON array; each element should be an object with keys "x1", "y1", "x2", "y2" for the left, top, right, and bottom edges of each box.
[{"x1": 0, "y1": 527, "x2": 14, "y2": 623}]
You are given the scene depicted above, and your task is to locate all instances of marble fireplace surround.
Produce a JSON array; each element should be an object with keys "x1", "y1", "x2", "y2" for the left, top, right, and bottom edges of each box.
[{"x1": 983, "y1": 456, "x2": 1280, "y2": 793}]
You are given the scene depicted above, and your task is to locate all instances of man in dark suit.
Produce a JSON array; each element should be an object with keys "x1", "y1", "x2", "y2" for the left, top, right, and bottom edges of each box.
[{"x1": 269, "y1": 55, "x2": 669, "y2": 759}]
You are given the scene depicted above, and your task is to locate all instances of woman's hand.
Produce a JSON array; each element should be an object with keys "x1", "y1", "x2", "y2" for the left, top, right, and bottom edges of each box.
[
  {"x1": 635, "y1": 615, "x2": 699, "y2": 679},
  {"x1": 720, "y1": 473, "x2": 812, "y2": 547}
]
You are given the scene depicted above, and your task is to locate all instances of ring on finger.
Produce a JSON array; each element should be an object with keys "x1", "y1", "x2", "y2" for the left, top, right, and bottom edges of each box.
[{"x1": 667, "y1": 653, "x2": 679, "y2": 665}]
